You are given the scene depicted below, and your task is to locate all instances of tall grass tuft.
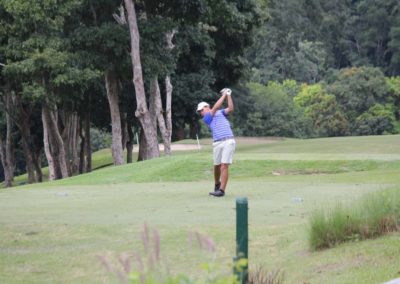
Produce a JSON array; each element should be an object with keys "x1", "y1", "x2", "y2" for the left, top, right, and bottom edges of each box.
[
  {"x1": 309, "y1": 188, "x2": 400, "y2": 250},
  {"x1": 99, "y1": 224, "x2": 255, "y2": 283},
  {"x1": 248, "y1": 267, "x2": 284, "y2": 284}
]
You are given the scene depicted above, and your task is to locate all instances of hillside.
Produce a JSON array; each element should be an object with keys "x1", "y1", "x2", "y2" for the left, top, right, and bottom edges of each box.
[{"x1": 1, "y1": 135, "x2": 400, "y2": 283}]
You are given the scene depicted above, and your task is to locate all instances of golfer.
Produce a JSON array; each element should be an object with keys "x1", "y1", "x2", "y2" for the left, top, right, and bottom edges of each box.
[{"x1": 197, "y1": 88, "x2": 236, "y2": 197}]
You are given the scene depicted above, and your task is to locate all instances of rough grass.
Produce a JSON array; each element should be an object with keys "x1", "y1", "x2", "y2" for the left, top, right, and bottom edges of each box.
[
  {"x1": 309, "y1": 188, "x2": 400, "y2": 250},
  {"x1": 1, "y1": 135, "x2": 400, "y2": 283}
]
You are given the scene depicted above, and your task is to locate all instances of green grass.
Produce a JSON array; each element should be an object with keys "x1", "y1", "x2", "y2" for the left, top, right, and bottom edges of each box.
[
  {"x1": 1, "y1": 135, "x2": 400, "y2": 283},
  {"x1": 309, "y1": 188, "x2": 400, "y2": 250}
]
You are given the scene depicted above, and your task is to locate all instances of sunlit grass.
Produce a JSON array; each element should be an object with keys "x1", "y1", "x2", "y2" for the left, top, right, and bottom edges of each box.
[{"x1": 1, "y1": 135, "x2": 400, "y2": 283}]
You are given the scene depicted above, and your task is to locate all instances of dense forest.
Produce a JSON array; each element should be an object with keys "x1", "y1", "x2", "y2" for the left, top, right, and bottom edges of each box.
[{"x1": 1, "y1": 0, "x2": 399, "y2": 186}]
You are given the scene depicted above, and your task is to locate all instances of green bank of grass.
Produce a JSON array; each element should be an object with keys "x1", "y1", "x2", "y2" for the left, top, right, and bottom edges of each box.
[
  {"x1": 11, "y1": 148, "x2": 116, "y2": 187},
  {"x1": 309, "y1": 188, "x2": 400, "y2": 250},
  {"x1": 29, "y1": 154, "x2": 399, "y2": 186},
  {"x1": 1, "y1": 135, "x2": 400, "y2": 283}
]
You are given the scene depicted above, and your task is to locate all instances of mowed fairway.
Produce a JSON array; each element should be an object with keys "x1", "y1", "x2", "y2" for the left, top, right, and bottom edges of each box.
[{"x1": 1, "y1": 135, "x2": 400, "y2": 283}]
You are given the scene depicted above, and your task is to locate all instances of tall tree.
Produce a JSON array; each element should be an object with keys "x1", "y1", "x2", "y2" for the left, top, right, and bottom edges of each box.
[
  {"x1": 2, "y1": 0, "x2": 98, "y2": 180},
  {"x1": 124, "y1": 0, "x2": 160, "y2": 160},
  {"x1": 72, "y1": 0, "x2": 131, "y2": 166}
]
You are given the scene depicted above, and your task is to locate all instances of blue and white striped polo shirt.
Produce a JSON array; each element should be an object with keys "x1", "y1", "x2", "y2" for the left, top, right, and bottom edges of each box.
[{"x1": 203, "y1": 109, "x2": 234, "y2": 141}]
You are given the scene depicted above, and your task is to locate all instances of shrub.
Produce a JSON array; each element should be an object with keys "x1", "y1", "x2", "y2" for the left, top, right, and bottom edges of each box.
[
  {"x1": 309, "y1": 188, "x2": 400, "y2": 250},
  {"x1": 90, "y1": 127, "x2": 112, "y2": 152}
]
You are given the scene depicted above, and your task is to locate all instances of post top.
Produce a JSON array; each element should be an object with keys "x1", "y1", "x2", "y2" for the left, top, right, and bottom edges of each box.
[{"x1": 236, "y1": 197, "x2": 248, "y2": 204}]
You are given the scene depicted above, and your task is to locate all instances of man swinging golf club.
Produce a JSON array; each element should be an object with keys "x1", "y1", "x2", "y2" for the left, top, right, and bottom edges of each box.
[{"x1": 197, "y1": 88, "x2": 236, "y2": 197}]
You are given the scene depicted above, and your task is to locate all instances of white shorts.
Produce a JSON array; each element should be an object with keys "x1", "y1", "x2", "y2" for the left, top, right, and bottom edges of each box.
[{"x1": 213, "y1": 138, "x2": 236, "y2": 165}]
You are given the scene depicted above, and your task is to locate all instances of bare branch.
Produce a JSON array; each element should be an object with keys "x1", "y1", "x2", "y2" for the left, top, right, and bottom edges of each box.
[
  {"x1": 165, "y1": 30, "x2": 177, "y2": 50},
  {"x1": 113, "y1": 5, "x2": 127, "y2": 25}
]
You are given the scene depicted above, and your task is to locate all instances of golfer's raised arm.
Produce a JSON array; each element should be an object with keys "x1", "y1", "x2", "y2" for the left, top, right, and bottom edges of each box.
[
  {"x1": 210, "y1": 93, "x2": 227, "y2": 116},
  {"x1": 224, "y1": 92, "x2": 234, "y2": 115}
]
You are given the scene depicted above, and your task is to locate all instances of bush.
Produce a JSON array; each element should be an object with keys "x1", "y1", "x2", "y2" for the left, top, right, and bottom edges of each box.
[
  {"x1": 352, "y1": 104, "x2": 396, "y2": 135},
  {"x1": 90, "y1": 127, "x2": 112, "y2": 152},
  {"x1": 241, "y1": 82, "x2": 314, "y2": 138},
  {"x1": 294, "y1": 84, "x2": 348, "y2": 136},
  {"x1": 309, "y1": 188, "x2": 400, "y2": 250}
]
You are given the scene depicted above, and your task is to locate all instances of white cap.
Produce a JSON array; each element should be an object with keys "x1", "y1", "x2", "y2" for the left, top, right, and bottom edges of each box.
[{"x1": 196, "y1": 102, "x2": 209, "y2": 112}]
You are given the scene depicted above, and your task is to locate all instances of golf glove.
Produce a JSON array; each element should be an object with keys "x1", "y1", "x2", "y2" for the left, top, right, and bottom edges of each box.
[{"x1": 220, "y1": 88, "x2": 232, "y2": 96}]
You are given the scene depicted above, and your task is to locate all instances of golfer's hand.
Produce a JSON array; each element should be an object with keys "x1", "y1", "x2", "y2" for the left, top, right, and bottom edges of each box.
[{"x1": 220, "y1": 88, "x2": 232, "y2": 96}]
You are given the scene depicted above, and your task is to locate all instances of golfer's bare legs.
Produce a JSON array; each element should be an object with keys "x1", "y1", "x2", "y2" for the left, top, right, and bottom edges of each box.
[
  {"x1": 214, "y1": 165, "x2": 221, "y2": 185},
  {"x1": 220, "y1": 163, "x2": 229, "y2": 191}
]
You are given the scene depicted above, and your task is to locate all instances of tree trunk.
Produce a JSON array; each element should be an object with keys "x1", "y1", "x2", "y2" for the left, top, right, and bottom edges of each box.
[
  {"x1": 173, "y1": 126, "x2": 185, "y2": 141},
  {"x1": 79, "y1": 121, "x2": 85, "y2": 174},
  {"x1": 84, "y1": 93, "x2": 92, "y2": 172},
  {"x1": 42, "y1": 104, "x2": 69, "y2": 179},
  {"x1": 124, "y1": 0, "x2": 159, "y2": 160},
  {"x1": 10, "y1": 92, "x2": 42, "y2": 183},
  {"x1": 61, "y1": 111, "x2": 80, "y2": 175},
  {"x1": 126, "y1": 117, "x2": 134, "y2": 163},
  {"x1": 0, "y1": 88, "x2": 15, "y2": 187},
  {"x1": 121, "y1": 112, "x2": 127, "y2": 151},
  {"x1": 79, "y1": 92, "x2": 92, "y2": 174},
  {"x1": 164, "y1": 76, "x2": 173, "y2": 154},
  {"x1": 0, "y1": 137, "x2": 12, "y2": 187},
  {"x1": 33, "y1": 149, "x2": 43, "y2": 182},
  {"x1": 150, "y1": 78, "x2": 171, "y2": 155},
  {"x1": 189, "y1": 118, "x2": 199, "y2": 139},
  {"x1": 42, "y1": 107, "x2": 56, "y2": 181},
  {"x1": 121, "y1": 112, "x2": 134, "y2": 163},
  {"x1": 163, "y1": 30, "x2": 175, "y2": 154},
  {"x1": 20, "y1": 136, "x2": 36, "y2": 183},
  {"x1": 105, "y1": 69, "x2": 124, "y2": 165},
  {"x1": 0, "y1": 98, "x2": 14, "y2": 187},
  {"x1": 70, "y1": 113, "x2": 79, "y2": 175},
  {"x1": 138, "y1": 127, "x2": 154, "y2": 161}
]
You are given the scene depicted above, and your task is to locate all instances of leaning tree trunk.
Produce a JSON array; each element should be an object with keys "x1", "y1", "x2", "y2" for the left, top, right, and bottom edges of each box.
[
  {"x1": 105, "y1": 69, "x2": 124, "y2": 165},
  {"x1": 150, "y1": 78, "x2": 171, "y2": 155},
  {"x1": 124, "y1": 0, "x2": 159, "y2": 160},
  {"x1": 42, "y1": 107, "x2": 56, "y2": 181},
  {"x1": 11, "y1": 92, "x2": 42, "y2": 183},
  {"x1": 42, "y1": 103, "x2": 69, "y2": 179}
]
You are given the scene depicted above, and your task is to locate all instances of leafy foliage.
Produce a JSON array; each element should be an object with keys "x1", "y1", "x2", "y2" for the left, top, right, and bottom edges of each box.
[
  {"x1": 237, "y1": 82, "x2": 313, "y2": 138},
  {"x1": 295, "y1": 84, "x2": 347, "y2": 136},
  {"x1": 352, "y1": 104, "x2": 396, "y2": 135}
]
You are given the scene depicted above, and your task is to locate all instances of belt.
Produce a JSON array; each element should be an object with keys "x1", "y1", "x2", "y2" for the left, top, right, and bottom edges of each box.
[{"x1": 214, "y1": 136, "x2": 234, "y2": 142}]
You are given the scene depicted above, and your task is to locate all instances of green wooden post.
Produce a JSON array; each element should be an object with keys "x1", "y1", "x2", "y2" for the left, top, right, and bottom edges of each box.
[{"x1": 234, "y1": 197, "x2": 248, "y2": 283}]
